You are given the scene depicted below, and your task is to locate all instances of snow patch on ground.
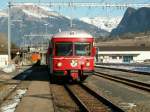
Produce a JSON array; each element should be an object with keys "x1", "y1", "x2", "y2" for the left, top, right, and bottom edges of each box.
[
  {"x1": 1, "y1": 89, "x2": 27, "y2": 112},
  {"x1": 96, "y1": 65, "x2": 150, "y2": 73},
  {"x1": 120, "y1": 102, "x2": 136, "y2": 109},
  {"x1": 115, "y1": 66, "x2": 150, "y2": 73},
  {"x1": 2, "y1": 64, "x2": 16, "y2": 73}
]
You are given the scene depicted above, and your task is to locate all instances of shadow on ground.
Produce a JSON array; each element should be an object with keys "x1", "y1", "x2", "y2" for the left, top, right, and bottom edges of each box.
[
  {"x1": 12, "y1": 61, "x2": 82, "y2": 84},
  {"x1": 13, "y1": 61, "x2": 50, "y2": 82}
]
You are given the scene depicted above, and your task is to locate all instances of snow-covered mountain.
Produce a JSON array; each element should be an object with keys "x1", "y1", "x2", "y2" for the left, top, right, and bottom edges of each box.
[
  {"x1": 14, "y1": 4, "x2": 61, "y2": 18},
  {"x1": 14, "y1": 4, "x2": 121, "y2": 32},
  {"x1": 80, "y1": 16, "x2": 122, "y2": 32},
  {"x1": 0, "y1": 4, "x2": 108, "y2": 46},
  {"x1": 0, "y1": 11, "x2": 7, "y2": 17}
]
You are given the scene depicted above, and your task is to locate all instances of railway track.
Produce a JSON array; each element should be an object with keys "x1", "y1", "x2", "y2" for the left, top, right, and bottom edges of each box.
[
  {"x1": 1, "y1": 65, "x2": 149, "y2": 112},
  {"x1": 95, "y1": 65, "x2": 150, "y2": 75},
  {"x1": 64, "y1": 84, "x2": 124, "y2": 112},
  {"x1": 94, "y1": 71, "x2": 150, "y2": 92}
]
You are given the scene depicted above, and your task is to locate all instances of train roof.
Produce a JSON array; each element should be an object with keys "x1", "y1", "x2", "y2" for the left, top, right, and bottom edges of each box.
[{"x1": 53, "y1": 30, "x2": 93, "y2": 38}]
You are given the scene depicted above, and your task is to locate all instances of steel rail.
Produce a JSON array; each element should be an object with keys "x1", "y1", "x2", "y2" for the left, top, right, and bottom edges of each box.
[
  {"x1": 95, "y1": 66, "x2": 150, "y2": 76},
  {"x1": 65, "y1": 84, "x2": 124, "y2": 112},
  {"x1": 79, "y1": 84, "x2": 125, "y2": 112},
  {"x1": 64, "y1": 85, "x2": 90, "y2": 112},
  {"x1": 94, "y1": 72, "x2": 150, "y2": 92}
]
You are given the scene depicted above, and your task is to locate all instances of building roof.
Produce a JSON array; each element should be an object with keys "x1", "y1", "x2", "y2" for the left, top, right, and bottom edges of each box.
[
  {"x1": 97, "y1": 46, "x2": 150, "y2": 51},
  {"x1": 53, "y1": 29, "x2": 93, "y2": 38}
]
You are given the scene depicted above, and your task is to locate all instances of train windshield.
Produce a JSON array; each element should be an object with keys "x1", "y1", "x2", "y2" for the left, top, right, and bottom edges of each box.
[
  {"x1": 55, "y1": 43, "x2": 73, "y2": 56},
  {"x1": 75, "y1": 43, "x2": 91, "y2": 56}
]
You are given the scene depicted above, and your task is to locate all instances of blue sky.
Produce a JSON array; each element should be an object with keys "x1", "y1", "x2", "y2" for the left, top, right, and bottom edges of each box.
[{"x1": 0, "y1": 0, "x2": 150, "y2": 18}]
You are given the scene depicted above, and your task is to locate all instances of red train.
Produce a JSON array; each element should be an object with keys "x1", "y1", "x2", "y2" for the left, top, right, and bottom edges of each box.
[{"x1": 47, "y1": 29, "x2": 96, "y2": 82}]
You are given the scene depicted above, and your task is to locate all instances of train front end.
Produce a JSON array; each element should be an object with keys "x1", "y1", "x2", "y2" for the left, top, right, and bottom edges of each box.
[{"x1": 49, "y1": 30, "x2": 96, "y2": 81}]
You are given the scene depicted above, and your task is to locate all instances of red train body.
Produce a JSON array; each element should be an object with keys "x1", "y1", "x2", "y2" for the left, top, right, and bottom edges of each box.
[{"x1": 47, "y1": 30, "x2": 96, "y2": 81}]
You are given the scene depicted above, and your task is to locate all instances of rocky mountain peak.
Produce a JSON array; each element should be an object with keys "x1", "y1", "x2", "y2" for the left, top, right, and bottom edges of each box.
[{"x1": 111, "y1": 7, "x2": 150, "y2": 36}]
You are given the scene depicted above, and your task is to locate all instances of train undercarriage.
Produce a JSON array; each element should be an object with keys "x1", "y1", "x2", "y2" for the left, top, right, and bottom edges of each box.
[{"x1": 50, "y1": 70, "x2": 94, "y2": 83}]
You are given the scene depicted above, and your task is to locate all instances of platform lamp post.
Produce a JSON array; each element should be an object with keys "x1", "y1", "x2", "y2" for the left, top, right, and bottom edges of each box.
[{"x1": 8, "y1": 1, "x2": 12, "y2": 64}]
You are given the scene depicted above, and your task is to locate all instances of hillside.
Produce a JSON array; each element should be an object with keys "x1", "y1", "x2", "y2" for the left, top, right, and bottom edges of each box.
[
  {"x1": 95, "y1": 33, "x2": 150, "y2": 47},
  {"x1": 0, "y1": 5, "x2": 108, "y2": 46},
  {"x1": 111, "y1": 7, "x2": 150, "y2": 36}
]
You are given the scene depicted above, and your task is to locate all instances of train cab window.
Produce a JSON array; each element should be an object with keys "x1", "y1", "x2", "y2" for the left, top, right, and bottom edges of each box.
[
  {"x1": 75, "y1": 43, "x2": 91, "y2": 56},
  {"x1": 55, "y1": 43, "x2": 73, "y2": 56}
]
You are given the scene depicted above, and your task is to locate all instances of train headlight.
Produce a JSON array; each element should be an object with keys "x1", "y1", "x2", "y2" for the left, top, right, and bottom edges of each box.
[
  {"x1": 57, "y1": 62, "x2": 62, "y2": 67},
  {"x1": 86, "y1": 62, "x2": 90, "y2": 67}
]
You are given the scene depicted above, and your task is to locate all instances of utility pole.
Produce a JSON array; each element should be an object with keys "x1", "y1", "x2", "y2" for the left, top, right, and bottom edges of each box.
[
  {"x1": 44, "y1": 23, "x2": 49, "y2": 48},
  {"x1": 70, "y1": 17, "x2": 73, "y2": 28},
  {"x1": 70, "y1": 1, "x2": 73, "y2": 28},
  {"x1": 8, "y1": 1, "x2": 11, "y2": 64}
]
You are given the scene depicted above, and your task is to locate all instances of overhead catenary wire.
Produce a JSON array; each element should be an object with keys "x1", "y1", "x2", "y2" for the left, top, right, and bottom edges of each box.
[
  {"x1": 7, "y1": 0, "x2": 150, "y2": 63},
  {"x1": 11, "y1": 1, "x2": 150, "y2": 8}
]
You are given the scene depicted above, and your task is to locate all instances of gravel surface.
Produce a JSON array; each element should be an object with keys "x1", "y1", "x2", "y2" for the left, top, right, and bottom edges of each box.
[
  {"x1": 85, "y1": 76, "x2": 150, "y2": 112},
  {"x1": 68, "y1": 84, "x2": 111, "y2": 112},
  {"x1": 51, "y1": 84, "x2": 79, "y2": 112},
  {"x1": 95, "y1": 67, "x2": 150, "y2": 84}
]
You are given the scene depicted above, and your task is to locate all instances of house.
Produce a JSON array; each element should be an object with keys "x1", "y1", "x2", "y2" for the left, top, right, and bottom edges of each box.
[
  {"x1": 0, "y1": 51, "x2": 8, "y2": 68},
  {"x1": 96, "y1": 46, "x2": 150, "y2": 63}
]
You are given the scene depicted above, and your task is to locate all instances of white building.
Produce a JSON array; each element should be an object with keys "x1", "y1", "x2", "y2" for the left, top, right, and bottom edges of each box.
[
  {"x1": 0, "y1": 53, "x2": 8, "y2": 68},
  {"x1": 96, "y1": 46, "x2": 150, "y2": 63}
]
